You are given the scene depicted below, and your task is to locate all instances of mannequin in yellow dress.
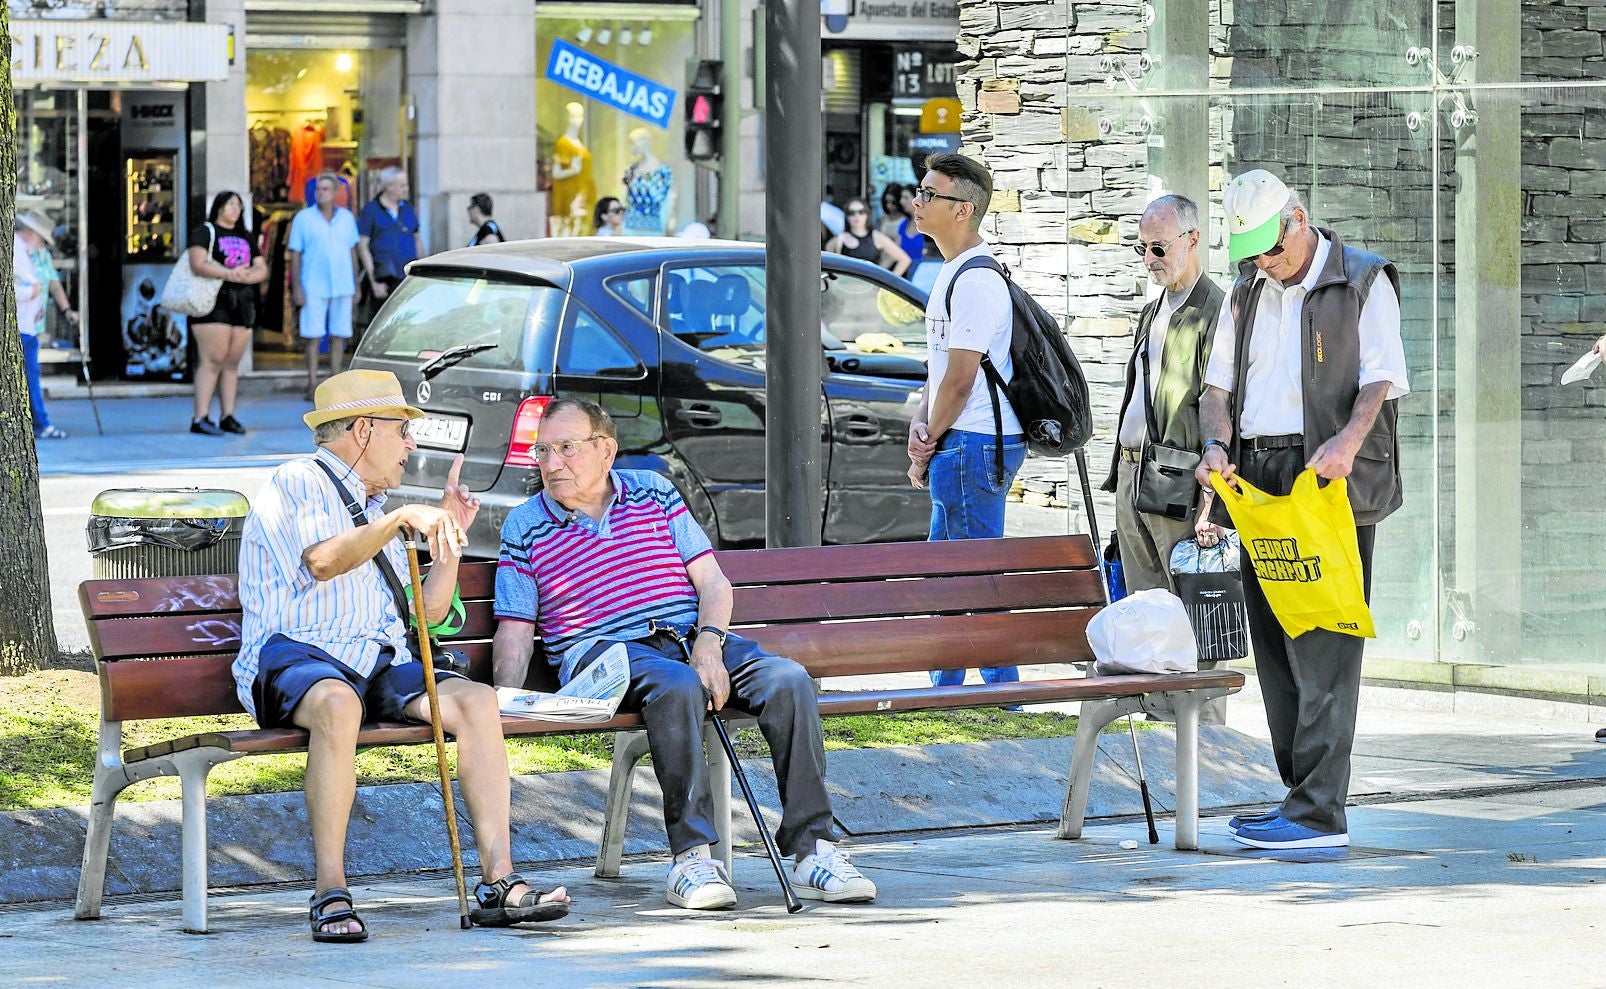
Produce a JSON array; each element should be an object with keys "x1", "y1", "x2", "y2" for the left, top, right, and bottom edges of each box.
[{"x1": 549, "y1": 102, "x2": 596, "y2": 237}]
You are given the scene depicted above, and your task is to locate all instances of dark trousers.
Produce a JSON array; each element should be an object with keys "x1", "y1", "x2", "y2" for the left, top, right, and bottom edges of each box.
[
  {"x1": 581, "y1": 632, "x2": 839, "y2": 858},
  {"x1": 1237, "y1": 446, "x2": 1374, "y2": 834}
]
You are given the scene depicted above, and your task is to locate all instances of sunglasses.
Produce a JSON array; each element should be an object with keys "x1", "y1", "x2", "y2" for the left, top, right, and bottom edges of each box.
[
  {"x1": 1246, "y1": 219, "x2": 1291, "y2": 262},
  {"x1": 846, "y1": 208, "x2": 868, "y2": 216},
  {"x1": 913, "y1": 186, "x2": 967, "y2": 205},
  {"x1": 605, "y1": 207, "x2": 625, "y2": 215},
  {"x1": 353, "y1": 415, "x2": 413, "y2": 438},
  {"x1": 1133, "y1": 229, "x2": 1196, "y2": 260}
]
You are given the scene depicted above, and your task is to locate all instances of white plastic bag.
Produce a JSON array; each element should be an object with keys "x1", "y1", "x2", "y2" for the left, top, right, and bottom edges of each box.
[{"x1": 1088, "y1": 588, "x2": 1199, "y2": 676}]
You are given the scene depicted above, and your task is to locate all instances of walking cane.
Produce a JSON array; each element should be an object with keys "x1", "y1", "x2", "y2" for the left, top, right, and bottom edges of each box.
[
  {"x1": 1075, "y1": 448, "x2": 1161, "y2": 845},
  {"x1": 649, "y1": 620, "x2": 805, "y2": 913},
  {"x1": 405, "y1": 531, "x2": 473, "y2": 930}
]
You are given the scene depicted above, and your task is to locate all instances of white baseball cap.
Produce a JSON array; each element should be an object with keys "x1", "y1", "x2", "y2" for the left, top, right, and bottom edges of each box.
[{"x1": 1224, "y1": 169, "x2": 1291, "y2": 262}]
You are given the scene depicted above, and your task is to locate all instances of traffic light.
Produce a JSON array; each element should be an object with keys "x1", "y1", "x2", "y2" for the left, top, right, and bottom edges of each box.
[{"x1": 685, "y1": 59, "x2": 723, "y2": 163}]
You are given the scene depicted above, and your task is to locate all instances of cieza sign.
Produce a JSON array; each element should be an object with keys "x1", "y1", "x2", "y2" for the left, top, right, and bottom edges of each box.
[
  {"x1": 11, "y1": 20, "x2": 230, "y2": 84},
  {"x1": 545, "y1": 39, "x2": 676, "y2": 130}
]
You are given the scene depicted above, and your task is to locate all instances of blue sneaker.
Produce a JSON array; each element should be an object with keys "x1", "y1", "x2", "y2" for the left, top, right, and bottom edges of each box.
[
  {"x1": 1227, "y1": 809, "x2": 1280, "y2": 833},
  {"x1": 1232, "y1": 815, "x2": 1349, "y2": 849}
]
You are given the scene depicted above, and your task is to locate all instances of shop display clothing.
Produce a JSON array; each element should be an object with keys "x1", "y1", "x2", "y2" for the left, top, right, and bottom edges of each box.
[
  {"x1": 250, "y1": 124, "x2": 292, "y2": 204},
  {"x1": 551, "y1": 134, "x2": 596, "y2": 228},
  {"x1": 623, "y1": 163, "x2": 674, "y2": 236},
  {"x1": 188, "y1": 222, "x2": 260, "y2": 328},
  {"x1": 357, "y1": 199, "x2": 421, "y2": 281},
  {"x1": 286, "y1": 122, "x2": 325, "y2": 206}
]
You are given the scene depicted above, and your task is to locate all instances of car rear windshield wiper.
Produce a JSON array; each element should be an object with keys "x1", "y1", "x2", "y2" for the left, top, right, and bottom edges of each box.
[{"x1": 418, "y1": 343, "x2": 497, "y2": 381}]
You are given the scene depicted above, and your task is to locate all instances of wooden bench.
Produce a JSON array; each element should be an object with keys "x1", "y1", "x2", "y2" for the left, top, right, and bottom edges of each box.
[{"x1": 76, "y1": 533, "x2": 1243, "y2": 932}]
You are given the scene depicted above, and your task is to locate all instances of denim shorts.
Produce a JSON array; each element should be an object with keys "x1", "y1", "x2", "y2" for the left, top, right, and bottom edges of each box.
[
  {"x1": 927, "y1": 428, "x2": 1026, "y2": 541},
  {"x1": 251, "y1": 633, "x2": 467, "y2": 729}
]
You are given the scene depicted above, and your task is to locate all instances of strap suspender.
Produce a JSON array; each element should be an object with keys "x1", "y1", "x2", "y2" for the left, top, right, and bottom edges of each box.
[{"x1": 310, "y1": 457, "x2": 413, "y2": 633}]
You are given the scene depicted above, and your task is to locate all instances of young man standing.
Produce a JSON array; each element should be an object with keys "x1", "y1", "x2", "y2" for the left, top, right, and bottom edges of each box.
[{"x1": 906, "y1": 152, "x2": 1024, "y2": 687}]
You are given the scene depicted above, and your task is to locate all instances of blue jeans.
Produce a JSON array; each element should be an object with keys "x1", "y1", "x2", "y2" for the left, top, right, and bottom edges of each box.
[
  {"x1": 20, "y1": 333, "x2": 48, "y2": 435},
  {"x1": 927, "y1": 428, "x2": 1026, "y2": 687}
]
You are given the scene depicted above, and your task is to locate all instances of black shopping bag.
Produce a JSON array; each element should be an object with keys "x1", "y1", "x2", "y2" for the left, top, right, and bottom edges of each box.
[{"x1": 1169, "y1": 534, "x2": 1249, "y2": 661}]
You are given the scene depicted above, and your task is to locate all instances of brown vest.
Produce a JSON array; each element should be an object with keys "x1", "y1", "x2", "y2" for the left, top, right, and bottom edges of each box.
[{"x1": 1226, "y1": 228, "x2": 1403, "y2": 526}]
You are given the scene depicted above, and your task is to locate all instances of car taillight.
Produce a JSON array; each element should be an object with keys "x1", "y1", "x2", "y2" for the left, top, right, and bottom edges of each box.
[{"x1": 505, "y1": 395, "x2": 553, "y2": 467}]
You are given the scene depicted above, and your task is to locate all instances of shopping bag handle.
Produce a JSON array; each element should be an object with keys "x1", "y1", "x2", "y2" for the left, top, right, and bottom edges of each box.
[{"x1": 1292, "y1": 467, "x2": 1346, "y2": 504}]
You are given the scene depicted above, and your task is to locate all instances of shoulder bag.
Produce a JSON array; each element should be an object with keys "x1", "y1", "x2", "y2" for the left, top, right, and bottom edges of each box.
[
  {"x1": 160, "y1": 222, "x2": 224, "y2": 317},
  {"x1": 1132, "y1": 328, "x2": 1202, "y2": 521}
]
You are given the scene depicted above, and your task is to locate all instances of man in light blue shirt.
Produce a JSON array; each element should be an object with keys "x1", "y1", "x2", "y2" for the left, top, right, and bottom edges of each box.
[
  {"x1": 289, "y1": 173, "x2": 361, "y2": 399},
  {"x1": 236, "y1": 369, "x2": 572, "y2": 941}
]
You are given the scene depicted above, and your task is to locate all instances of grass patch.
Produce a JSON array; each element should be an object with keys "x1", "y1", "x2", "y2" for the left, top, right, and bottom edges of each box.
[{"x1": 1, "y1": 671, "x2": 1153, "y2": 812}]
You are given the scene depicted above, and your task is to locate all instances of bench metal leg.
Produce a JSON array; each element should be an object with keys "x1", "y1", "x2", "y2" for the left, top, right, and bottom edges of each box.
[
  {"x1": 74, "y1": 764, "x2": 124, "y2": 921},
  {"x1": 174, "y1": 749, "x2": 218, "y2": 934},
  {"x1": 1171, "y1": 692, "x2": 1202, "y2": 850},
  {"x1": 705, "y1": 722, "x2": 733, "y2": 875},
  {"x1": 1058, "y1": 697, "x2": 1142, "y2": 840},
  {"x1": 596, "y1": 730, "x2": 651, "y2": 879}
]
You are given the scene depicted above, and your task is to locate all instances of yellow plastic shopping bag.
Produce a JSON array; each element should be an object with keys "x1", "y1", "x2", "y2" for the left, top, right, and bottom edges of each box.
[{"x1": 1208, "y1": 468, "x2": 1376, "y2": 640}]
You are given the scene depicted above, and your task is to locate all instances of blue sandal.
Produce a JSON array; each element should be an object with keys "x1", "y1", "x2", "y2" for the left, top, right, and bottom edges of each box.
[{"x1": 309, "y1": 887, "x2": 368, "y2": 943}]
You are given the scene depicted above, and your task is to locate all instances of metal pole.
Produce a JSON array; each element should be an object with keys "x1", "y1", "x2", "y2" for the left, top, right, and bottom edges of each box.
[
  {"x1": 75, "y1": 87, "x2": 102, "y2": 434},
  {"x1": 764, "y1": 0, "x2": 823, "y2": 549},
  {"x1": 717, "y1": 0, "x2": 741, "y2": 238}
]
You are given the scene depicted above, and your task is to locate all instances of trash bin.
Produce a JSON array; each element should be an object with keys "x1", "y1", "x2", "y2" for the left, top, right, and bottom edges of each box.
[{"x1": 87, "y1": 488, "x2": 250, "y2": 579}]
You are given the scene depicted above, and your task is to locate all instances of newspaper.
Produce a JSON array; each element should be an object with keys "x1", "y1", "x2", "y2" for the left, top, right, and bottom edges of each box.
[
  {"x1": 1562, "y1": 349, "x2": 1602, "y2": 385},
  {"x1": 495, "y1": 642, "x2": 629, "y2": 723}
]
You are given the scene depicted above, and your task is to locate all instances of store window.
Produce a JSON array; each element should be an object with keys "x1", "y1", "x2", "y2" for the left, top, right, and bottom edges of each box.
[
  {"x1": 536, "y1": 13, "x2": 699, "y2": 237},
  {"x1": 246, "y1": 47, "x2": 405, "y2": 362}
]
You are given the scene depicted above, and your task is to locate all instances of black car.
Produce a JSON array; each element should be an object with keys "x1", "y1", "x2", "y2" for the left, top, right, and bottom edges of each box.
[{"x1": 349, "y1": 237, "x2": 933, "y2": 554}]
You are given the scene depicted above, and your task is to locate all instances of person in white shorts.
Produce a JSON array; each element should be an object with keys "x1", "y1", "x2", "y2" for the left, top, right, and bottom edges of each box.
[{"x1": 289, "y1": 173, "x2": 361, "y2": 399}]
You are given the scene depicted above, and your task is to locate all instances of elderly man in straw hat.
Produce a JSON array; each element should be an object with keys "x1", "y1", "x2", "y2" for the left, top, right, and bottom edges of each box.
[
  {"x1": 234, "y1": 369, "x2": 572, "y2": 942},
  {"x1": 15, "y1": 209, "x2": 66, "y2": 439}
]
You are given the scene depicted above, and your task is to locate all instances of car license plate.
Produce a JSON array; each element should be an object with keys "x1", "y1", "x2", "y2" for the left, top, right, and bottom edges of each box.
[{"x1": 413, "y1": 414, "x2": 468, "y2": 451}]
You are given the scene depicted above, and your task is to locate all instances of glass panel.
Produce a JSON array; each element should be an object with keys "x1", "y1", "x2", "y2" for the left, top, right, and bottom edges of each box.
[
  {"x1": 16, "y1": 89, "x2": 82, "y2": 350},
  {"x1": 557, "y1": 305, "x2": 645, "y2": 378},
  {"x1": 820, "y1": 270, "x2": 927, "y2": 354},
  {"x1": 661, "y1": 265, "x2": 767, "y2": 368},
  {"x1": 357, "y1": 276, "x2": 554, "y2": 373}
]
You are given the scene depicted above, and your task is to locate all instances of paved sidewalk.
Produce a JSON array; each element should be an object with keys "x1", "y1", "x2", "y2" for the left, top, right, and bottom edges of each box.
[
  {"x1": 35, "y1": 393, "x2": 312, "y2": 476},
  {"x1": 4, "y1": 786, "x2": 1600, "y2": 988}
]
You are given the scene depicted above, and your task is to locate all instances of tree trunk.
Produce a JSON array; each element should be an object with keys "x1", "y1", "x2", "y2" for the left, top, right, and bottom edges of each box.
[{"x1": 0, "y1": 7, "x2": 59, "y2": 675}]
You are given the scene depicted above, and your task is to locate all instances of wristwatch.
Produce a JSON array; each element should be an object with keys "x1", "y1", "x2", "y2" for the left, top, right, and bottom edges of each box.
[
  {"x1": 1203, "y1": 438, "x2": 1229, "y2": 453},
  {"x1": 696, "y1": 625, "x2": 729, "y2": 647}
]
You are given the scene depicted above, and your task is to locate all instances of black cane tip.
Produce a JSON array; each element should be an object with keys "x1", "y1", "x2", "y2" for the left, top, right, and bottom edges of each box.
[
  {"x1": 787, "y1": 903, "x2": 804, "y2": 914},
  {"x1": 461, "y1": 916, "x2": 473, "y2": 930}
]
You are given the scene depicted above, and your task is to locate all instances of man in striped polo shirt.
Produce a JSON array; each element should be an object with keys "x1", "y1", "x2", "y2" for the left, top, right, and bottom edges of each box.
[{"x1": 492, "y1": 397, "x2": 877, "y2": 910}]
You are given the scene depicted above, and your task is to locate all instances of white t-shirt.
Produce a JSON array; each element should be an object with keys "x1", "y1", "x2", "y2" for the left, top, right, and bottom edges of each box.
[
  {"x1": 924, "y1": 242, "x2": 1022, "y2": 436},
  {"x1": 1203, "y1": 233, "x2": 1409, "y2": 438}
]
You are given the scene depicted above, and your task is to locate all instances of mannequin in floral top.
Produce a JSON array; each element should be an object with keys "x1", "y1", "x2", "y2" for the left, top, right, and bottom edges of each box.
[{"x1": 622, "y1": 128, "x2": 675, "y2": 236}]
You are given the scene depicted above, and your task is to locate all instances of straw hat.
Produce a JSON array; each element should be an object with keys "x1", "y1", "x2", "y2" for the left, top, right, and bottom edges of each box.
[
  {"x1": 17, "y1": 210, "x2": 56, "y2": 246},
  {"x1": 303, "y1": 369, "x2": 425, "y2": 430}
]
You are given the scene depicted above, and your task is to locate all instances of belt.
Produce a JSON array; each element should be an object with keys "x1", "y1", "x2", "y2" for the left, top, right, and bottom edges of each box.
[
  {"x1": 1243, "y1": 433, "x2": 1304, "y2": 452},
  {"x1": 1119, "y1": 447, "x2": 1142, "y2": 463}
]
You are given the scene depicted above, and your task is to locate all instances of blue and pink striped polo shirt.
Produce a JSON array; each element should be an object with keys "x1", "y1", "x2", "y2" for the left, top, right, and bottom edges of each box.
[{"x1": 494, "y1": 469, "x2": 713, "y2": 683}]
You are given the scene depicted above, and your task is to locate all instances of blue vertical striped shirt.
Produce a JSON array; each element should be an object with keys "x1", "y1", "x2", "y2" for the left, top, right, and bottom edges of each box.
[{"x1": 233, "y1": 447, "x2": 413, "y2": 717}]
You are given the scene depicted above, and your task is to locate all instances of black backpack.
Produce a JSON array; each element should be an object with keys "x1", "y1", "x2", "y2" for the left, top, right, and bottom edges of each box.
[{"x1": 942, "y1": 255, "x2": 1093, "y2": 483}]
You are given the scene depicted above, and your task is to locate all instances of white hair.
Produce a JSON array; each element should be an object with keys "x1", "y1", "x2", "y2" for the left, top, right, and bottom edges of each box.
[
  {"x1": 1281, "y1": 188, "x2": 1311, "y2": 226},
  {"x1": 379, "y1": 166, "x2": 406, "y2": 187},
  {"x1": 313, "y1": 417, "x2": 356, "y2": 445}
]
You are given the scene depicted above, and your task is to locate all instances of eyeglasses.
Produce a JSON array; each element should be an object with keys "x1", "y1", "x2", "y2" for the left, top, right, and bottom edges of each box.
[
  {"x1": 913, "y1": 186, "x2": 967, "y2": 205},
  {"x1": 530, "y1": 435, "x2": 606, "y2": 461},
  {"x1": 353, "y1": 415, "x2": 413, "y2": 438},
  {"x1": 1247, "y1": 219, "x2": 1291, "y2": 262},
  {"x1": 1133, "y1": 229, "x2": 1196, "y2": 260}
]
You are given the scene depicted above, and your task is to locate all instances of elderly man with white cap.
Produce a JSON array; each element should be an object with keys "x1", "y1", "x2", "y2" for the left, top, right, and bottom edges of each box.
[
  {"x1": 1193, "y1": 170, "x2": 1409, "y2": 851},
  {"x1": 235, "y1": 369, "x2": 571, "y2": 941}
]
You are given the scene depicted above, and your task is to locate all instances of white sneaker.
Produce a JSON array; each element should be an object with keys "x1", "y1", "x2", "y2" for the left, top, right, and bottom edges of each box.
[
  {"x1": 665, "y1": 853, "x2": 738, "y2": 910},
  {"x1": 791, "y1": 840, "x2": 876, "y2": 903}
]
